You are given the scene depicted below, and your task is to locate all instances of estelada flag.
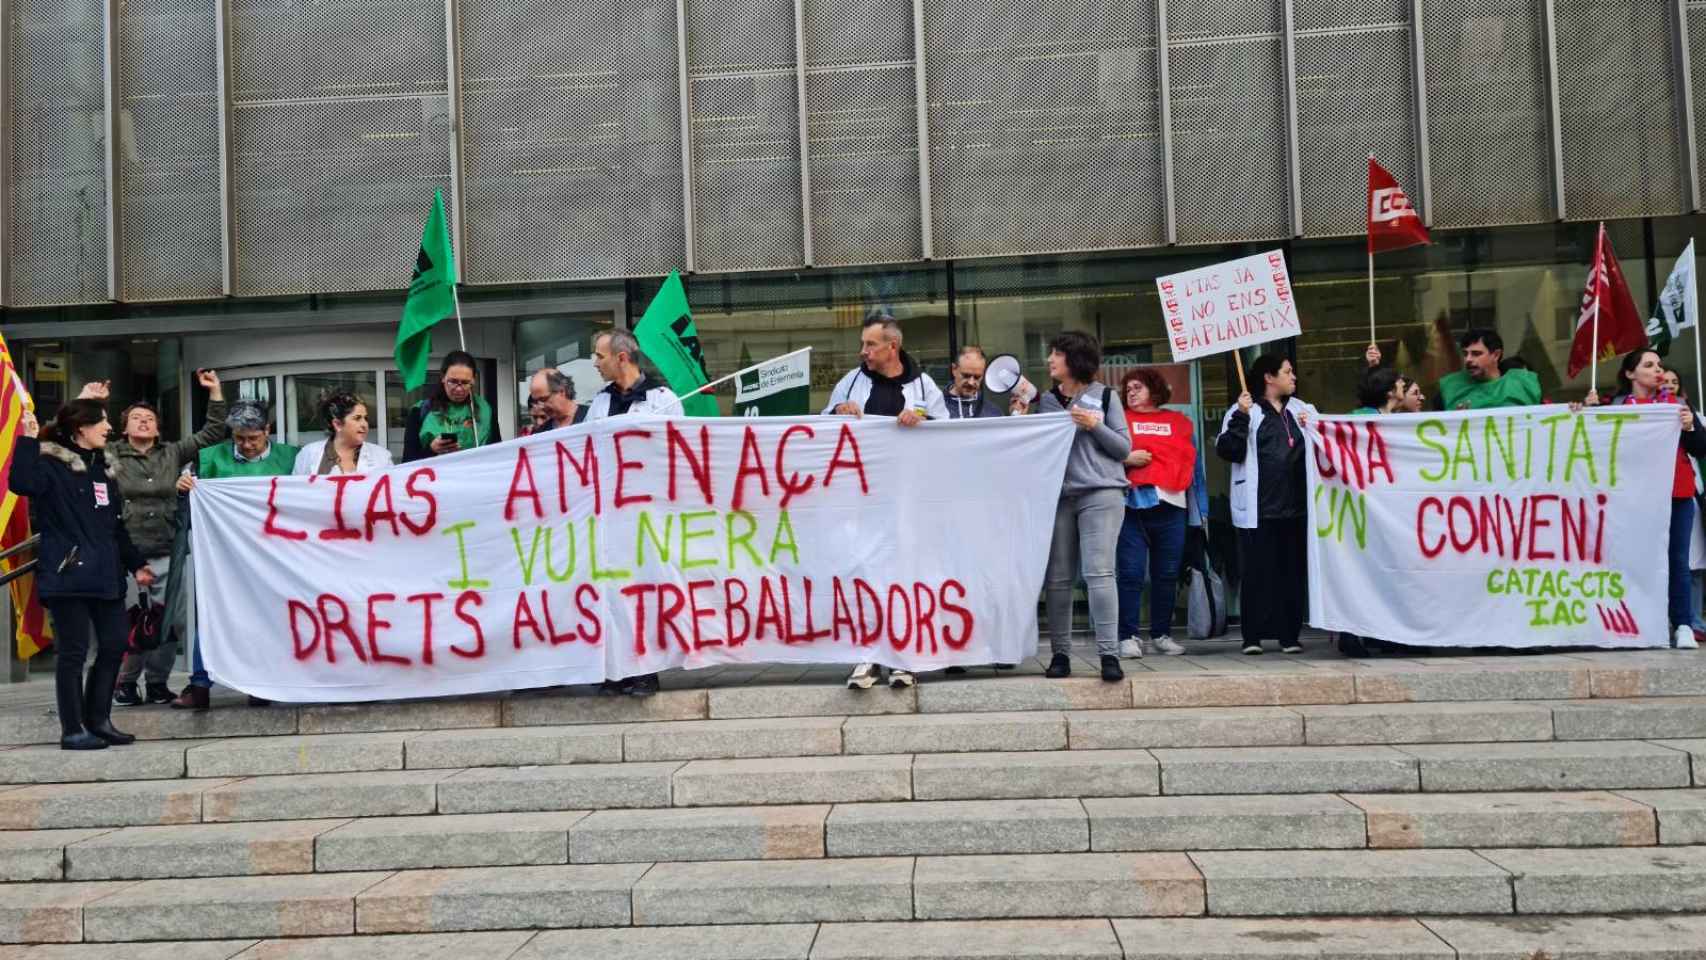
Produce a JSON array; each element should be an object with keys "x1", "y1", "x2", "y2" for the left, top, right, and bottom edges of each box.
[
  {"x1": 0, "y1": 332, "x2": 51, "y2": 659},
  {"x1": 1568, "y1": 222, "x2": 1649, "y2": 378},
  {"x1": 1367, "y1": 155, "x2": 1431, "y2": 254}
]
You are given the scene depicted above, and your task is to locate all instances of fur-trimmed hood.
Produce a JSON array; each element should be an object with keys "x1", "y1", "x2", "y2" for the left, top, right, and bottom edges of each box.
[{"x1": 37, "y1": 441, "x2": 91, "y2": 473}]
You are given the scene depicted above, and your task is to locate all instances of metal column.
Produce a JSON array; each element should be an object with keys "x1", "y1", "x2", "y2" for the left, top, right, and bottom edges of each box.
[
  {"x1": 911, "y1": 0, "x2": 933, "y2": 259},
  {"x1": 1, "y1": 0, "x2": 14, "y2": 306},
  {"x1": 1280, "y1": 0, "x2": 1304, "y2": 237},
  {"x1": 793, "y1": 0, "x2": 814, "y2": 265},
  {"x1": 443, "y1": 0, "x2": 468, "y2": 266},
  {"x1": 673, "y1": 0, "x2": 696, "y2": 272},
  {"x1": 1157, "y1": 0, "x2": 1176, "y2": 244},
  {"x1": 1675, "y1": 0, "x2": 1701, "y2": 211},
  {"x1": 1539, "y1": 0, "x2": 1569, "y2": 219},
  {"x1": 214, "y1": 0, "x2": 238, "y2": 293},
  {"x1": 1410, "y1": 0, "x2": 1434, "y2": 226},
  {"x1": 102, "y1": 0, "x2": 119, "y2": 300}
]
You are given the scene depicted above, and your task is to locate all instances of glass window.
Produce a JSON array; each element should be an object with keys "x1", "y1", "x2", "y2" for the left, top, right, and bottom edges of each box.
[{"x1": 283, "y1": 371, "x2": 379, "y2": 449}]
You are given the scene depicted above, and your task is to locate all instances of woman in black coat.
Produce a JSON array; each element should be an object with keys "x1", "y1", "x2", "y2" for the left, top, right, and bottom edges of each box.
[{"x1": 10, "y1": 399, "x2": 156, "y2": 750}]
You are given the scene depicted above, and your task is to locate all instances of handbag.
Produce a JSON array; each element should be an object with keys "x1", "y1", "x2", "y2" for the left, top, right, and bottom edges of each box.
[
  {"x1": 1183, "y1": 527, "x2": 1229, "y2": 640},
  {"x1": 127, "y1": 596, "x2": 165, "y2": 653}
]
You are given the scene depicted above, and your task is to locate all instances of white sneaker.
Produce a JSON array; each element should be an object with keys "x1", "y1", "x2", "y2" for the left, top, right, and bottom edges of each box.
[
  {"x1": 847, "y1": 663, "x2": 879, "y2": 689},
  {"x1": 1151, "y1": 635, "x2": 1187, "y2": 656},
  {"x1": 889, "y1": 669, "x2": 916, "y2": 688},
  {"x1": 1118, "y1": 637, "x2": 1144, "y2": 659},
  {"x1": 1676, "y1": 626, "x2": 1699, "y2": 650}
]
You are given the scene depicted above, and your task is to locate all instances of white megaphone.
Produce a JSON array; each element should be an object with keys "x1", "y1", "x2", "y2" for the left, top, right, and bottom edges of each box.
[{"x1": 982, "y1": 353, "x2": 1037, "y2": 405}]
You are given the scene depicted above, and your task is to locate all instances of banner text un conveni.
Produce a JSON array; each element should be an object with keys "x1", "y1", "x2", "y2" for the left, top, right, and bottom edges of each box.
[
  {"x1": 191, "y1": 415, "x2": 1074, "y2": 701},
  {"x1": 1306, "y1": 405, "x2": 1680, "y2": 649}
]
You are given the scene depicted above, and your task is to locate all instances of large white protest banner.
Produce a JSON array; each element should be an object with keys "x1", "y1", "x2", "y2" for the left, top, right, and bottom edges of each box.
[
  {"x1": 192, "y1": 415, "x2": 1074, "y2": 701},
  {"x1": 1306, "y1": 406, "x2": 1680, "y2": 648},
  {"x1": 1157, "y1": 250, "x2": 1299, "y2": 363}
]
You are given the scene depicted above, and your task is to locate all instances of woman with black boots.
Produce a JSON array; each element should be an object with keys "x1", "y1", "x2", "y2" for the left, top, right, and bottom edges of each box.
[{"x1": 9, "y1": 400, "x2": 155, "y2": 750}]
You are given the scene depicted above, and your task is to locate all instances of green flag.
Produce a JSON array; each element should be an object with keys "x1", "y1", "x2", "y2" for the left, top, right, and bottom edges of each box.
[
  {"x1": 634, "y1": 272, "x2": 720, "y2": 417},
  {"x1": 395, "y1": 190, "x2": 457, "y2": 392},
  {"x1": 1647, "y1": 239, "x2": 1698, "y2": 357}
]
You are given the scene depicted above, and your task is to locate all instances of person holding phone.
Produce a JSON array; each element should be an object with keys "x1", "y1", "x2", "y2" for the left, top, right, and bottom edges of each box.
[
  {"x1": 9, "y1": 401, "x2": 156, "y2": 749},
  {"x1": 403, "y1": 351, "x2": 500, "y2": 462},
  {"x1": 1584, "y1": 348, "x2": 1706, "y2": 649},
  {"x1": 99, "y1": 369, "x2": 227, "y2": 706}
]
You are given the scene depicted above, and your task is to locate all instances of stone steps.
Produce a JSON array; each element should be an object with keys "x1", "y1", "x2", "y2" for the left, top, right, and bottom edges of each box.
[
  {"x1": 6, "y1": 847, "x2": 1706, "y2": 943},
  {"x1": 5, "y1": 790, "x2": 1704, "y2": 883},
  {"x1": 4, "y1": 655, "x2": 1705, "y2": 747},
  {"x1": 7, "y1": 699, "x2": 1706, "y2": 785},
  {"x1": 7, "y1": 916, "x2": 1706, "y2": 959},
  {"x1": 2, "y1": 740, "x2": 1700, "y2": 832}
]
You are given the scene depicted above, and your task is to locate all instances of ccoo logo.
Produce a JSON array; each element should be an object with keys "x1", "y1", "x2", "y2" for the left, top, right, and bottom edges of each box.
[{"x1": 1370, "y1": 187, "x2": 1415, "y2": 223}]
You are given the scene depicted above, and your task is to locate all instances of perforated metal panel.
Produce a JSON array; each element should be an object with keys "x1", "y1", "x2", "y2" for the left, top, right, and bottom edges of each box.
[
  {"x1": 1169, "y1": 1, "x2": 1291, "y2": 246},
  {"x1": 923, "y1": 0, "x2": 1165, "y2": 259},
  {"x1": 1421, "y1": 0, "x2": 1553, "y2": 227},
  {"x1": 115, "y1": 0, "x2": 222, "y2": 301},
  {"x1": 802, "y1": 0, "x2": 922, "y2": 266},
  {"x1": 1553, "y1": 0, "x2": 1686, "y2": 219},
  {"x1": 458, "y1": 0, "x2": 684, "y2": 283},
  {"x1": 687, "y1": 0, "x2": 803, "y2": 272},
  {"x1": 1296, "y1": 0, "x2": 1407, "y2": 32},
  {"x1": 227, "y1": 0, "x2": 450, "y2": 296},
  {"x1": 6, "y1": 0, "x2": 108, "y2": 306},
  {"x1": 1295, "y1": 9, "x2": 1414, "y2": 236},
  {"x1": 1691, "y1": 2, "x2": 1706, "y2": 204}
]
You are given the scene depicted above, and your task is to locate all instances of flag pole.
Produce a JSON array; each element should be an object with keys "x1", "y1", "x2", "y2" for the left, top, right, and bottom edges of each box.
[
  {"x1": 1693, "y1": 238, "x2": 1704, "y2": 410},
  {"x1": 1367, "y1": 249, "x2": 1376, "y2": 346},
  {"x1": 654, "y1": 346, "x2": 814, "y2": 414}
]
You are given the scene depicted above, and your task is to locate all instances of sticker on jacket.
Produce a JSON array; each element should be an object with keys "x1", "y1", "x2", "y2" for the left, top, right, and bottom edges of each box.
[{"x1": 92, "y1": 482, "x2": 109, "y2": 507}]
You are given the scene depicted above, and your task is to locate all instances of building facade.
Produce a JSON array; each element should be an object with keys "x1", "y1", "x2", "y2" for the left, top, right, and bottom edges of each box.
[{"x1": 1, "y1": 1, "x2": 1703, "y2": 491}]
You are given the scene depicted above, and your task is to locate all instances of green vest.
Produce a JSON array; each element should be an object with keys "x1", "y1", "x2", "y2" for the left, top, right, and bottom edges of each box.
[
  {"x1": 199, "y1": 441, "x2": 299, "y2": 479},
  {"x1": 1437, "y1": 368, "x2": 1542, "y2": 411},
  {"x1": 419, "y1": 396, "x2": 494, "y2": 452},
  {"x1": 1348, "y1": 406, "x2": 1381, "y2": 416}
]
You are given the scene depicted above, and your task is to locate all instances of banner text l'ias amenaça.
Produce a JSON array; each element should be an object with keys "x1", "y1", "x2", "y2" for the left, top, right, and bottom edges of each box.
[
  {"x1": 1306, "y1": 406, "x2": 1680, "y2": 648},
  {"x1": 190, "y1": 415, "x2": 1074, "y2": 701}
]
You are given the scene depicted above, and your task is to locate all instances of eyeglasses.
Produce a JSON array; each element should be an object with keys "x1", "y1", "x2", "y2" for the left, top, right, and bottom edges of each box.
[{"x1": 444, "y1": 378, "x2": 475, "y2": 388}]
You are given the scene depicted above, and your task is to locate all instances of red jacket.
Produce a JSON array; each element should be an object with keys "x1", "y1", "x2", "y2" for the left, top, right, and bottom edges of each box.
[
  {"x1": 1124, "y1": 409, "x2": 1195, "y2": 494},
  {"x1": 1616, "y1": 394, "x2": 1706, "y2": 499}
]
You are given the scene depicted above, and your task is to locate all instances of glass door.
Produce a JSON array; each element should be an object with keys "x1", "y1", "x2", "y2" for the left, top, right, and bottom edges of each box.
[{"x1": 283, "y1": 371, "x2": 382, "y2": 450}]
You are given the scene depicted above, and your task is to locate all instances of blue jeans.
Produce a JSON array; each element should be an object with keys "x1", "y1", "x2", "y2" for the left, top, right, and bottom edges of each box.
[
  {"x1": 189, "y1": 638, "x2": 210, "y2": 689},
  {"x1": 1671, "y1": 497, "x2": 1696, "y2": 630},
  {"x1": 1116, "y1": 503, "x2": 1187, "y2": 640}
]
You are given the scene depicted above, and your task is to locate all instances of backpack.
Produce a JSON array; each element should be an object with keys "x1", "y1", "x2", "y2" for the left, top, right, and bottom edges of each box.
[{"x1": 1182, "y1": 526, "x2": 1229, "y2": 640}]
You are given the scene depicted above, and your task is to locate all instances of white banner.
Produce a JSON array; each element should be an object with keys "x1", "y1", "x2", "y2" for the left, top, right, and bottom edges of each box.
[
  {"x1": 192, "y1": 415, "x2": 1074, "y2": 701},
  {"x1": 1306, "y1": 405, "x2": 1681, "y2": 648},
  {"x1": 1157, "y1": 250, "x2": 1300, "y2": 362}
]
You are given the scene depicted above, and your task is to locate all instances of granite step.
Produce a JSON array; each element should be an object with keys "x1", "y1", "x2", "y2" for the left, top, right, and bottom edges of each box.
[
  {"x1": 6, "y1": 657, "x2": 1706, "y2": 748},
  {"x1": 7, "y1": 848, "x2": 1706, "y2": 943},
  {"x1": 9, "y1": 916, "x2": 1706, "y2": 958}
]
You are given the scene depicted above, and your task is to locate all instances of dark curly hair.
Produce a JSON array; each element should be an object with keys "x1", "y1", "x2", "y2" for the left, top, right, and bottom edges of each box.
[
  {"x1": 1047, "y1": 330, "x2": 1101, "y2": 384},
  {"x1": 318, "y1": 391, "x2": 367, "y2": 435}
]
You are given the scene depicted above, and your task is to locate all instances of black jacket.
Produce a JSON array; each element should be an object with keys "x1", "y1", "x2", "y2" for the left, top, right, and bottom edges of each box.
[
  {"x1": 8, "y1": 437, "x2": 147, "y2": 600},
  {"x1": 943, "y1": 392, "x2": 1005, "y2": 419}
]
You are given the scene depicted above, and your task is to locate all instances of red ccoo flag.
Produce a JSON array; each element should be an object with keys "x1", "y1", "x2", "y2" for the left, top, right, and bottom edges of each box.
[
  {"x1": 1567, "y1": 222, "x2": 1648, "y2": 379},
  {"x1": 1367, "y1": 155, "x2": 1431, "y2": 254}
]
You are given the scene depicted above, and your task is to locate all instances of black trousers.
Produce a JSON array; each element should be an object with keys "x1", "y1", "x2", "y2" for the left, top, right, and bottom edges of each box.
[
  {"x1": 45, "y1": 597, "x2": 129, "y2": 736},
  {"x1": 1237, "y1": 517, "x2": 1309, "y2": 647}
]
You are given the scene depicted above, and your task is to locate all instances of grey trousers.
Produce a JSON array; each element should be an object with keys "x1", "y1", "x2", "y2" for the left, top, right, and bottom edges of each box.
[{"x1": 1044, "y1": 487, "x2": 1125, "y2": 657}]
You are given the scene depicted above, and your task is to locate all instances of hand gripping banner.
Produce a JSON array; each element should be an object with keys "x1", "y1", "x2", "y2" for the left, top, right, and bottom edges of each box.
[
  {"x1": 1306, "y1": 405, "x2": 1680, "y2": 648},
  {"x1": 192, "y1": 415, "x2": 1074, "y2": 701}
]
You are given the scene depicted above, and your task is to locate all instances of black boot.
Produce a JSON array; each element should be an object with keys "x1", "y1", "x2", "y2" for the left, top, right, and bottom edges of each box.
[
  {"x1": 626, "y1": 673, "x2": 660, "y2": 697},
  {"x1": 1100, "y1": 655, "x2": 1124, "y2": 683},
  {"x1": 144, "y1": 682, "x2": 175, "y2": 705},
  {"x1": 113, "y1": 682, "x2": 142, "y2": 707},
  {"x1": 87, "y1": 720, "x2": 135, "y2": 746},
  {"x1": 61, "y1": 731, "x2": 109, "y2": 750},
  {"x1": 1045, "y1": 653, "x2": 1071, "y2": 678}
]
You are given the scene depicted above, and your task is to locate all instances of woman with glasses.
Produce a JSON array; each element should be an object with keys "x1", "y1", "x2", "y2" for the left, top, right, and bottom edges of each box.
[{"x1": 402, "y1": 351, "x2": 501, "y2": 462}]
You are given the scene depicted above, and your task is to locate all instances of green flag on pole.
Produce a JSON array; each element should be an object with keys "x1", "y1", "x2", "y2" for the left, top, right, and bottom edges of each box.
[
  {"x1": 1647, "y1": 239, "x2": 1698, "y2": 357},
  {"x1": 734, "y1": 348, "x2": 812, "y2": 416},
  {"x1": 634, "y1": 271, "x2": 720, "y2": 417},
  {"x1": 395, "y1": 190, "x2": 457, "y2": 392}
]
